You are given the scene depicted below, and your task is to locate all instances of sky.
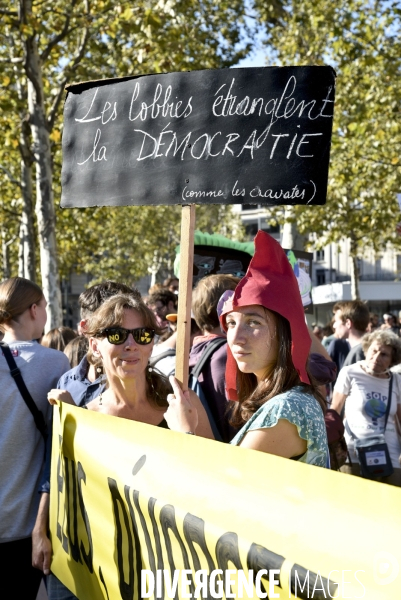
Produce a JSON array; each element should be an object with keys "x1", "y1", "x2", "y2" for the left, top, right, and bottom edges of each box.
[{"x1": 234, "y1": 47, "x2": 267, "y2": 68}]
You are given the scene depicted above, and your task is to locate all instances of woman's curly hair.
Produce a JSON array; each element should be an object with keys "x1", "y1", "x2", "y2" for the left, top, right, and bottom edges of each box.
[{"x1": 361, "y1": 330, "x2": 401, "y2": 366}]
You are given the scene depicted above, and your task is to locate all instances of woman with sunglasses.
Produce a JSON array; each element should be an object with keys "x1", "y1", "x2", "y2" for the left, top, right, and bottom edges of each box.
[
  {"x1": 165, "y1": 232, "x2": 328, "y2": 466},
  {"x1": 46, "y1": 293, "x2": 214, "y2": 599},
  {"x1": 49, "y1": 293, "x2": 212, "y2": 431}
]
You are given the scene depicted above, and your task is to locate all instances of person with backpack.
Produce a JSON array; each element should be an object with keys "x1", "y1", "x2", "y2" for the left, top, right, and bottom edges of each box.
[
  {"x1": 189, "y1": 274, "x2": 240, "y2": 442},
  {"x1": 0, "y1": 277, "x2": 70, "y2": 600}
]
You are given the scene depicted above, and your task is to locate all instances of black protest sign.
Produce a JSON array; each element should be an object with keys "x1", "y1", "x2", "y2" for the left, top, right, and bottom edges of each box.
[{"x1": 61, "y1": 66, "x2": 335, "y2": 208}]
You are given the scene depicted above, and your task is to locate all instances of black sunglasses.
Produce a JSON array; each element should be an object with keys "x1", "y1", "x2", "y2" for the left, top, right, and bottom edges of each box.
[{"x1": 100, "y1": 327, "x2": 155, "y2": 345}]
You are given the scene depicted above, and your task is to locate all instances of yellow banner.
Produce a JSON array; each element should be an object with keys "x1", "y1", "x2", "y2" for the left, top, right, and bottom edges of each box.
[{"x1": 50, "y1": 402, "x2": 401, "y2": 600}]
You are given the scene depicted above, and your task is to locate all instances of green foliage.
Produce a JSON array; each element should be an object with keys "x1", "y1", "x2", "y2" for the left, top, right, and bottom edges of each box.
[
  {"x1": 56, "y1": 203, "x2": 244, "y2": 283},
  {"x1": 0, "y1": 0, "x2": 284, "y2": 284},
  {"x1": 262, "y1": 0, "x2": 401, "y2": 263}
]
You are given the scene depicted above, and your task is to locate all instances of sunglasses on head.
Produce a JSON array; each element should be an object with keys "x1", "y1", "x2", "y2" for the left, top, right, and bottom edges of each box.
[{"x1": 100, "y1": 327, "x2": 155, "y2": 345}]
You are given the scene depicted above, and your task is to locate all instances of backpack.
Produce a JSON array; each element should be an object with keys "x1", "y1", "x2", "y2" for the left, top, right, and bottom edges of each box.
[
  {"x1": 149, "y1": 348, "x2": 176, "y2": 373},
  {"x1": 189, "y1": 337, "x2": 227, "y2": 442},
  {"x1": 325, "y1": 408, "x2": 348, "y2": 470}
]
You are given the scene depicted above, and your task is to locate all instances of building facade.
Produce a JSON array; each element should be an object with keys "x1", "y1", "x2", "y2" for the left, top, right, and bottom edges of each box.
[{"x1": 235, "y1": 204, "x2": 401, "y2": 327}]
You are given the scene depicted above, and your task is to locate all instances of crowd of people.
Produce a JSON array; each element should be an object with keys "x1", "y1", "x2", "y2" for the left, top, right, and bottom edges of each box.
[
  {"x1": 1, "y1": 231, "x2": 400, "y2": 600},
  {"x1": 312, "y1": 301, "x2": 401, "y2": 484}
]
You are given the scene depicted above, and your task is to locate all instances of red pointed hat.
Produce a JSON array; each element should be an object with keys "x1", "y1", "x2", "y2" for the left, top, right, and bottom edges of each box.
[{"x1": 219, "y1": 231, "x2": 311, "y2": 400}]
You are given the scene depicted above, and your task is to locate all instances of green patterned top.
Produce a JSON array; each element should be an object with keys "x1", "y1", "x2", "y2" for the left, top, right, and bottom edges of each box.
[{"x1": 230, "y1": 386, "x2": 329, "y2": 467}]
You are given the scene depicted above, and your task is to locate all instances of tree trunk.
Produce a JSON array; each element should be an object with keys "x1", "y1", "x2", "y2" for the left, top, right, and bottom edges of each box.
[
  {"x1": 148, "y1": 250, "x2": 160, "y2": 288},
  {"x1": 2, "y1": 229, "x2": 11, "y2": 280},
  {"x1": 281, "y1": 206, "x2": 306, "y2": 250},
  {"x1": 18, "y1": 121, "x2": 36, "y2": 281},
  {"x1": 12, "y1": 37, "x2": 37, "y2": 283},
  {"x1": 349, "y1": 236, "x2": 360, "y2": 300},
  {"x1": 23, "y1": 0, "x2": 62, "y2": 328}
]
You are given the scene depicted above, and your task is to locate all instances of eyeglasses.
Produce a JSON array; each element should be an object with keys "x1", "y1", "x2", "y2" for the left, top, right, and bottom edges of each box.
[{"x1": 100, "y1": 327, "x2": 155, "y2": 345}]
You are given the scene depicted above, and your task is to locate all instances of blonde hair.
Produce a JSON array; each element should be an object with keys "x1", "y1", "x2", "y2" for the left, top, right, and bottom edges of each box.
[{"x1": 0, "y1": 277, "x2": 43, "y2": 326}]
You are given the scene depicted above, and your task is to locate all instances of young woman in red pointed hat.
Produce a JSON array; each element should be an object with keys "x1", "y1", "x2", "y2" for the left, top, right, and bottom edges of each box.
[{"x1": 165, "y1": 231, "x2": 329, "y2": 467}]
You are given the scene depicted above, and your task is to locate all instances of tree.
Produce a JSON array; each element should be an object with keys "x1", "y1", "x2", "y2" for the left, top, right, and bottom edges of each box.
[
  {"x1": 261, "y1": 0, "x2": 401, "y2": 298},
  {"x1": 0, "y1": 0, "x2": 286, "y2": 327},
  {"x1": 56, "y1": 203, "x2": 244, "y2": 285}
]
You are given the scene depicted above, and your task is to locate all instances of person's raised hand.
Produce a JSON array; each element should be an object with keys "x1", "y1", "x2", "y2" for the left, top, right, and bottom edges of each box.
[{"x1": 164, "y1": 376, "x2": 199, "y2": 434}]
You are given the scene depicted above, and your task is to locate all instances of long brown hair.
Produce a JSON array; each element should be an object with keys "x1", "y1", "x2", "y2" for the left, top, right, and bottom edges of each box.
[
  {"x1": 229, "y1": 309, "x2": 325, "y2": 428},
  {"x1": 41, "y1": 326, "x2": 77, "y2": 351},
  {"x1": 86, "y1": 294, "x2": 170, "y2": 408}
]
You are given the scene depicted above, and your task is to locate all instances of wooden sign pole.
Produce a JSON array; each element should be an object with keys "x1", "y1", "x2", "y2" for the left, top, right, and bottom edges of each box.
[{"x1": 175, "y1": 204, "x2": 196, "y2": 391}]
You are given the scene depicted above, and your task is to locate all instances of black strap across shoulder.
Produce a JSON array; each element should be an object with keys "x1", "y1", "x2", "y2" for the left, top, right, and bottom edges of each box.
[
  {"x1": 191, "y1": 336, "x2": 227, "y2": 379},
  {"x1": 0, "y1": 341, "x2": 48, "y2": 441},
  {"x1": 149, "y1": 348, "x2": 176, "y2": 368}
]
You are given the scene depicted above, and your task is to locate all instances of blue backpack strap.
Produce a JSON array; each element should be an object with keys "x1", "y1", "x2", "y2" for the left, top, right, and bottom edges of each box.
[
  {"x1": 188, "y1": 373, "x2": 223, "y2": 442},
  {"x1": 189, "y1": 337, "x2": 227, "y2": 442}
]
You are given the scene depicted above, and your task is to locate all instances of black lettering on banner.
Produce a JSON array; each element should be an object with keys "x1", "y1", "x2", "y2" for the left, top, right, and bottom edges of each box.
[
  {"x1": 183, "y1": 514, "x2": 216, "y2": 600},
  {"x1": 64, "y1": 458, "x2": 82, "y2": 563},
  {"x1": 56, "y1": 435, "x2": 69, "y2": 553},
  {"x1": 99, "y1": 566, "x2": 110, "y2": 600},
  {"x1": 132, "y1": 491, "x2": 156, "y2": 572},
  {"x1": 77, "y1": 462, "x2": 94, "y2": 573},
  {"x1": 160, "y1": 504, "x2": 195, "y2": 599},
  {"x1": 215, "y1": 532, "x2": 244, "y2": 597},
  {"x1": 124, "y1": 487, "x2": 143, "y2": 599},
  {"x1": 247, "y1": 543, "x2": 285, "y2": 596},
  {"x1": 148, "y1": 497, "x2": 165, "y2": 598},
  {"x1": 108, "y1": 478, "x2": 134, "y2": 600},
  {"x1": 183, "y1": 514, "x2": 216, "y2": 572},
  {"x1": 290, "y1": 565, "x2": 338, "y2": 600}
]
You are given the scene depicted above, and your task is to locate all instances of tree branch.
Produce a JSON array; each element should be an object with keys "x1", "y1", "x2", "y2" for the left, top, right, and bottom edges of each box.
[
  {"x1": 40, "y1": 0, "x2": 78, "y2": 63},
  {"x1": 0, "y1": 204, "x2": 22, "y2": 218},
  {"x1": 47, "y1": 79, "x2": 68, "y2": 132},
  {"x1": 4, "y1": 234, "x2": 18, "y2": 247},
  {"x1": 19, "y1": 118, "x2": 35, "y2": 166},
  {"x1": 47, "y1": 23, "x2": 90, "y2": 131},
  {"x1": 0, "y1": 165, "x2": 22, "y2": 189},
  {"x1": 0, "y1": 57, "x2": 24, "y2": 64},
  {"x1": 359, "y1": 155, "x2": 401, "y2": 168}
]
